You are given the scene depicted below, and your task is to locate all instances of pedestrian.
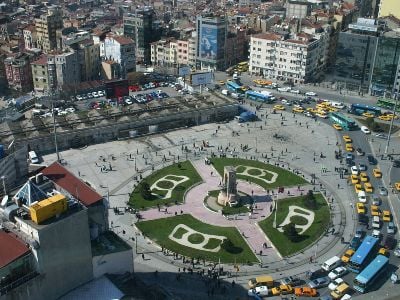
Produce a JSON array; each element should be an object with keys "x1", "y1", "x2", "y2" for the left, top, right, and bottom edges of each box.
[
  {"x1": 309, "y1": 257, "x2": 313, "y2": 263},
  {"x1": 78, "y1": 171, "x2": 81, "y2": 176},
  {"x1": 142, "y1": 253, "x2": 145, "y2": 260},
  {"x1": 180, "y1": 210, "x2": 183, "y2": 214}
]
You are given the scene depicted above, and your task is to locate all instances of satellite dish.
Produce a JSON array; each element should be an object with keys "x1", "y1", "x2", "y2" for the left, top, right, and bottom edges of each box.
[{"x1": 1, "y1": 195, "x2": 8, "y2": 207}]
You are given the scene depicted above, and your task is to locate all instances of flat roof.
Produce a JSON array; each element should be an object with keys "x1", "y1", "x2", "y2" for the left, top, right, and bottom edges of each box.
[
  {"x1": 0, "y1": 230, "x2": 30, "y2": 268},
  {"x1": 42, "y1": 162, "x2": 103, "y2": 206}
]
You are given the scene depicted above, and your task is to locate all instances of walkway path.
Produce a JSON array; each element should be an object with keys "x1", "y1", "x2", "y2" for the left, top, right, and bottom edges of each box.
[{"x1": 140, "y1": 159, "x2": 314, "y2": 261}]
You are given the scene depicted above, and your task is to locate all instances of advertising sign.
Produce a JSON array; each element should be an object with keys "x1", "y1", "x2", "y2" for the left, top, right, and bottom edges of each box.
[
  {"x1": 200, "y1": 27, "x2": 218, "y2": 60},
  {"x1": 178, "y1": 66, "x2": 191, "y2": 76},
  {"x1": 191, "y1": 72, "x2": 213, "y2": 86}
]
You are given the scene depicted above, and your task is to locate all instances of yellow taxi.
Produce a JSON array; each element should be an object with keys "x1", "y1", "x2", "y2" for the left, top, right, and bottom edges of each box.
[
  {"x1": 364, "y1": 182, "x2": 373, "y2": 193},
  {"x1": 346, "y1": 143, "x2": 354, "y2": 152},
  {"x1": 356, "y1": 202, "x2": 366, "y2": 214},
  {"x1": 360, "y1": 172, "x2": 369, "y2": 182},
  {"x1": 383, "y1": 210, "x2": 391, "y2": 222},
  {"x1": 373, "y1": 169, "x2": 382, "y2": 178},
  {"x1": 306, "y1": 107, "x2": 317, "y2": 113},
  {"x1": 218, "y1": 80, "x2": 225, "y2": 85},
  {"x1": 395, "y1": 182, "x2": 400, "y2": 191},
  {"x1": 351, "y1": 175, "x2": 359, "y2": 184},
  {"x1": 362, "y1": 112, "x2": 375, "y2": 118},
  {"x1": 355, "y1": 184, "x2": 363, "y2": 193},
  {"x1": 378, "y1": 115, "x2": 391, "y2": 121},
  {"x1": 385, "y1": 113, "x2": 398, "y2": 120},
  {"x1": 333, "y1": 123, "x2": 342, "y2": 131},
  {"x1": 341, "y1": 249, "x2": 355, "y2": 263},
  {"x1": 271, "y1": 284, "x2": 293, "y2": 296},
  {"x1": 343, "y1": 135, "x2": 352, "y2": 143},
  {"x1": 371, "y1": 205, "x2": 380, "y2": 216},
  {"x1": 274, "y1": 104, "x2": 286, "y2": 111},
  {"x1": 328, "y1": 107, "x2": 339, "y2": 112},
  {"x1": 293, "y1": 107, "x2": 304, "y2": 113},
  {"x1": 378, "y1": 247, "x2": 389, "y2": 256}
]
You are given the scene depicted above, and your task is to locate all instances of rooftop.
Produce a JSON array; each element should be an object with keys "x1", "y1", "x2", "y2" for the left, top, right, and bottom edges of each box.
[
  {"x1": 0, "y1": 230, "x2": 30, "y2": 269},
  {"x1": 42, "y1": 162, "x2": 103, "y2": 207}
]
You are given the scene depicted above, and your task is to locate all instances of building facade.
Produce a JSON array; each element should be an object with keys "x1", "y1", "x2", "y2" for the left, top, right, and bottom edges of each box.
[
  {"x1": 286, "y1": 0, "x2": 312, "y2": 19},
  {"x1": 379, "y1": 0, "x2": 400, "y2": 18},
  {"x1": 123, "y1": 8, "x2": 156, "y2": 64},
  {"x1": 102, "y1": 35, "x2": 135, "y2": 77},
  {"x1": 370, "y1": 33, "x2": 400, "y2": 95},
  {"x1": 249, "y1": 32, "x2": 320, "y2": 83},
  {"x1": 35, "y1": 6, "x2": 63, "y2": 52},
  {"x1": 196, "y1": 14, "x2": 228, "y2": 71},
  {"x1": 334, "y1": 18, "x2": 379, "y2": 93},
  {"x1": 4, "y1": 53, "x2": 34, "y2": 92}
]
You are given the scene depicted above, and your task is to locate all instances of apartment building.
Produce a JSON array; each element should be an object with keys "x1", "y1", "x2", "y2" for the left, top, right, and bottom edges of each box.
[
  {"x1": 35, "y1": 6, "x2": 63, "y2": 52},
  {"x1": 31, "y1": 50, "x2": 80, "y2": 92},
  {"x1": 4, "y1": 52, "x2": 34, "y2": 92},
  {"x1": 249, "y1": 32, "x2": 320, "y2": 83},
  {"x1": 102, "y1": 34, "x2": 135, "y2": 77},
  {"x1": 23, "y1": 24, "x2": 37, "y2": 50},
  {"x1": 123, "y1": 7, "x2": 157, "y2": 64},
  {"x1": 150, "y1": 38, "x2": 190, "y2": 66}
]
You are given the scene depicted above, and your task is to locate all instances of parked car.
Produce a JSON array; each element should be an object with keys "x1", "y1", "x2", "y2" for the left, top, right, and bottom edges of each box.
[
  {"x1": 294, "y1": 287, "x2": 317, "y2": 297},
  {"x1": 328, "y1": 267, "x2": 348, "y2": 280},
  {"x1": 305, "y1": 91, "x2": 317, "y2": 96},
  {"x1": 308, "y1": 276, "x2": 330, "y2": 289},
  {"x1": 281, "y1": 276, "x2": 302, "y2": 286},
  {"x1": 328, "y1": 278, "x2": 344, "y2": 291}
]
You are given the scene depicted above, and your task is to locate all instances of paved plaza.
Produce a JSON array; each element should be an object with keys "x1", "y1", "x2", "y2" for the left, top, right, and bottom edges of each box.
[{"x1": 42, "y1": 103, "x2": 400, "y2": 299}]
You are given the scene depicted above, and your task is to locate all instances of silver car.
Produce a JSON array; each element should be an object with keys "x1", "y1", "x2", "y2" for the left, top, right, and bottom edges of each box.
[{"x1": 308, "y1": 276, "x2": 330, "y2": 289}]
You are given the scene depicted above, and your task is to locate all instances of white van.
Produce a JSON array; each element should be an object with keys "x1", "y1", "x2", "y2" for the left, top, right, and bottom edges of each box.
[
  {"x1": 321, "y1": 256, "x2": 342, "y2": 272},
  {"x1": 28, "y1": 151, "x2": 39, "y2": 164}
]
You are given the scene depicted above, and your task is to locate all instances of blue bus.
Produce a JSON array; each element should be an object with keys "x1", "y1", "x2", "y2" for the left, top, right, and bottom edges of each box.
[
  {"x1": 245, "y1": 91, "x2": 273, "y2": 103},
  {"x1": 329, "y1": 112, "x2": 358, "y2": 131},
  {"x1": 353, "y1": 255, "x2": 389, "y2": 293},
  {"x1": 348, "y1": 236, "x2": 379, "y2": 273},
  {"x1": 349, "y1": 103, "x2": 381, "y2": 116},
  {"x1": 226, "y1": 81, "x2": 244, "y2": 94}
]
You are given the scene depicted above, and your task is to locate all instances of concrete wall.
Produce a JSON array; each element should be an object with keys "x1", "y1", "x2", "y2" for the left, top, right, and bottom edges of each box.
[
  {"x1": 4, "y1": 209, "x2": 93, "y2": 300},
  {"x1": 92, "y1": 249, "x2": 133, "y2": 278},
  {"x1": 0, "y1": 145, "x2": 28, "y2": 194}
]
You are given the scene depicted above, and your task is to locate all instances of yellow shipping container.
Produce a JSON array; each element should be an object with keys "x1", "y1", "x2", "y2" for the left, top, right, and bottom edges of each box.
[{"x1": 29, "y1": 194, "x2": 68, "y2": 224}]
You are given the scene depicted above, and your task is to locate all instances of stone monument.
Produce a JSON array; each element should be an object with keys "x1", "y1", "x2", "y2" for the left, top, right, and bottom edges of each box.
[{"x1": 217, "y1": 166, "x2": 239, "y2": 206}]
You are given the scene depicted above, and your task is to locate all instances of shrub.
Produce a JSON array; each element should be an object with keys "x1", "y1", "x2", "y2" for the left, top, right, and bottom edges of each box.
[
  {"x1": 140, "y1": 182, "x2": 152, "y2": 200},
  {"x1": 283, "y1": 223, "x2": 299, "y2": 242},
  {"x1": 303, "y1": 190, "x2": 317, "y2": 210},
  {"x1": 221, "y1": 238, "x2": 242, "y2": 254}
]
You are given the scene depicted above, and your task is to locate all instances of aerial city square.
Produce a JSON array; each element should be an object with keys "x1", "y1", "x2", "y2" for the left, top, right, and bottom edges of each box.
[{"x1": 1, "y1": 0, "x2": 400, "y2": 299}]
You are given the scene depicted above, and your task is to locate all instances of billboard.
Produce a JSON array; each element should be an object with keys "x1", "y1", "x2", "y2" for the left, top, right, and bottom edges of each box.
[
  {"x1": 191, "y1": 72, "x2": 213, "y2": 86},
  {"x1": 178, "y1": 66, "x2": 191, "y2": 76},
  {"x1": 200, "y1": 27, "x2": 218, "y2": 60}
]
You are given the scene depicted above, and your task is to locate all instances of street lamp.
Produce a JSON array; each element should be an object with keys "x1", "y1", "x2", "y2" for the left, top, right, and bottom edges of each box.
[
  {"x1": 273, "y1": 195, "x2": 278, "y2": 228},
  {"x1": 1, "y1": 176, "x2": 6, "y2": 196}
]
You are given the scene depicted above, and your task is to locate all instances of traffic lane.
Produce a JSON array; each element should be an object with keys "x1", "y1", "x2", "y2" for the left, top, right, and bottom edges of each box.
[{"x1": 214, "y1": 70, "x2": 375, "y2": 105}]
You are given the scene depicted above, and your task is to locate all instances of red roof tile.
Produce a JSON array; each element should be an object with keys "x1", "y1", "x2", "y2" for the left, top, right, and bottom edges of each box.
[
  {"x1": 0, "y1": 231, "x2": 30, "y2": 268},
  {"x1": 42, "y1": 162, "x2": 103, "y2": 206}
]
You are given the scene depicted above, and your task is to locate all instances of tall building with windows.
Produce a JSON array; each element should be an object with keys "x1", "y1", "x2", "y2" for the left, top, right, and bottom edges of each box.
[
  {"x1": 196, "y1": 14, "x2": 227, "y2": 71},
  {"x1": 334, "y1": 18, "x2": 379, "y2": 93},
  {"x1": 35, "y1": 6, "x2": 63, "y2": 52},
  {"x1": 123, "y1": 7, "x2": 157, "y2": 64},
  {"x1": 370, "y1": 32, "x2": 400, "y2": 95},
  {"x1": 249, "y1": 32, "x2": 320, "y2": 83},
  {"x1": 4, "y1": 53, "x2": 34, "y2": 92},
  {"x1": 102, "y1": 34, "x2": 135, "y2": 78}
]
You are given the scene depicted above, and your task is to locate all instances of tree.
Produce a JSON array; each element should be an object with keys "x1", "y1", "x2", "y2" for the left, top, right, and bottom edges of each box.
[
  {"x1": 303, "y1": 190, "x2": 317, "y2": 210},
  {"x1": 221, "y1": 238, "x2": 242, "y2": 254},
  {"x1": 140, "y1": 182, "x2": 152, "y2": 200},
  {"x1": 283, "y1": 223, "x2": 299, "y2": 242}
]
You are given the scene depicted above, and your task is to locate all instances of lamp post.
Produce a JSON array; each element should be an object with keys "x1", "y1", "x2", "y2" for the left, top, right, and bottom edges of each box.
[
  {"x1": 1, "y1": 176, "x2": 6, "y2": 196},
  {"x1": 273, "y1": 194, "x2": 278, "y2": 228},
  {"x1": 384, "y1": 92, "x2": 399, "y2": 155}
]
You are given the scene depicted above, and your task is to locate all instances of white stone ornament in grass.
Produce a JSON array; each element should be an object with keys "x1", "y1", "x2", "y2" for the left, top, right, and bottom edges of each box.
[
  {"x1": 150, "y1": 175, "x2": 190, "y2": 199},
  {"x1": 277, "y1": 205, "x2": 315, "y2": 234},
  {"x1": 235, "y1": 165, "x2": 278, "y2": 184},
  {"x1": 169, "y1": 224, "x2": 226, "y2": 252}
]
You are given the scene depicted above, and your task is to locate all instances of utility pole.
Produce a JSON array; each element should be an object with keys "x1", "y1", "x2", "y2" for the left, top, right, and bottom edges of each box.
[
  {"x1": 384, "y1": 92, "x2": 398, "y2": 155},
  {"x1": 50, "y1": 89, "x2": 60, "y2": 162}
]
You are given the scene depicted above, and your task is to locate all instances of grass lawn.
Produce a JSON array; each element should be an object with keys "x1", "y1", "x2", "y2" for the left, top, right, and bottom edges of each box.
[
  {"x1": 210, "y1": 158, "x2": 307, "y2": 189},
  {"x1": 129, "y1": 161, "x2": 202, "y2": 209},
  {"x1": 259, "y1": 194, "x2": 329, "y2": 257},
  {"x1": 136, "y1": 214, "x2": 258, "y2": 263}
]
